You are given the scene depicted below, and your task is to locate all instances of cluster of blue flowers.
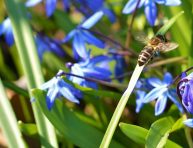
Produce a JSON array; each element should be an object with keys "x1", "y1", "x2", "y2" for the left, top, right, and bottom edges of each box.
[
  {"x1": 135, "y1": 72, "x2": 183, "y2": 115},
  {"x1": 0, "y1": 0, "x2": 184, "y2": 112}
]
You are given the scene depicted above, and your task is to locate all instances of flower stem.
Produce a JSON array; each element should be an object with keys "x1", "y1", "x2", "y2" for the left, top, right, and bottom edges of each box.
[
  {"x1": 5, "y1": 0, "x2": 58, "y2": 147},
  {"x1": 125, "y1": 0, "x2": 141, "y2": 48},
  {"x1": 99, "y1": 64, "x2": 144, "y2": 148},
  {"x1": 0, "y1": 78, "x2": 26, "y2": 148}
]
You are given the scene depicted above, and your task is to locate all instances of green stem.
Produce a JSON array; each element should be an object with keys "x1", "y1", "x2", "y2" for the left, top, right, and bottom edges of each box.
[
  {"x1": 4, "y1": 0, "x2": 58, "y2": 147},
  {"x1": 100, "y1": 64, "x2": 144, "y2": 148},
  {"x1": 0, "y1": 78, "x2": 26, "y2": 148}
]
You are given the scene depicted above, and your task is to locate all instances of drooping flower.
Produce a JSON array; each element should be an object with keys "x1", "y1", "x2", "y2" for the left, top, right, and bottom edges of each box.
[
  {"x1": 26, "y1": 0, "x2": 58, "y2": 17},
  {"x1": 35, "y1": 33, "x2": 65, "y2": 60},
  {"x1": 177, "y1": 72, "x2": 193, "y2": 127},
  {"x1": 62, "y1": 11, "x2": 105, "y2": 60},
  {"x1": 0, "y1": 18, "x2": 14, "y2": 46},
  {"x1": 66, "y1": 55, "x2": 112, "y2": 88},
  {"x1": 40, "y1": 70, "x2": 82, "y2": 110},
  {"x1": 122, "y1": 0, "x2": 181, "y2": 26},
  {"x1": 143, "y1": 72, "x2": 183, "y2": 116}
]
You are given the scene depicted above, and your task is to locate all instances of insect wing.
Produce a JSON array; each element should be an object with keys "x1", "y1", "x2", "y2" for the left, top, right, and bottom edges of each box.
[
  {"x1": 158, "y1": 42, "x2": 179, "y2": 53},
  {"x1": 135, "y1": 33, "x2": 150, "y2": 44}
]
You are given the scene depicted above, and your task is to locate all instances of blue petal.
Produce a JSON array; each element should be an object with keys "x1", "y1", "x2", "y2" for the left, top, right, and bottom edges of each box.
[
  {"x1": 136, "y1": 91, "x2": 146, "y2": 113},
  {"x1": 183, "y1": 119, "x2": 193, "y2": 128},
  {"x1": 86, "y1": 0, "x2": 103, "y2": 12},
  {"x1": 81, "y1": 31, "x2": 105, "y2": 48},
  {"x1": 144, "y1": 1, "x2": 157, "y2": 26},
  {"x1": 122, "y1": 0, "x2": 145, "y2": 14},
  {"x1": 163, "y1": 72, "x2": 173, "y2": 85},
  {"x1": 25, "y1": 0, "x2": 42, "y2": 7},
  {"x1": 102, "y1": 8, "x2": 116, "y2": 23},
  {"x1": 81, "y1": 11, "x2": 104, "y2": 29},
  {"x1": 63, "y1": 0, "x2": 70, "y2": 11},
  {"x1": 168, "y1": 90, "x2": 184, "y2": 113},
  {"x1": 73, "y1": 33, "x2": 89, "y2": 59},
  {"x1": 5, "y1": 27, "x2": 14, "y2": 46},
  {"x1": 164, "y1": 0, "x2": 181, "y2": 6},
  {"x1": 143, "y1": 86, "x2": 167, "y2": 103},
  {"x1": 148, "y1": 77, "x2": 163, "y2": 87},
  {"x1": 88, "y1": 55, "x2": 111, "y2": 66},
  {"x1": 46, "y1": 87, "x2": 59, "y2": 110},
  {"x1": 155, "y1": 0, "x2": 166, "y2": 4},
  {"x1": 62, "y1": 30, "x2": 76, "y2": 43},
  {"x1": 41, "y1": 77, "x2": 56, "y2": 90},
  {"x1": 70, "y1": 64, "x2": 85, "y2": 85},
  {"x1": 83, "y1": 68, "x2": 111, "y2": 80},
  {"x1": 59, "y1": 87, "x2": 79, "y2": 103},
  {"x1": 155, "y1": 93, "x2": 167, "y2": 116},
  {"x1": 0, "y1": 18, "x2": 11, "y2": 35},
  {"x1": 46, "y1": 0, "x2": 57, "y2": 17}
]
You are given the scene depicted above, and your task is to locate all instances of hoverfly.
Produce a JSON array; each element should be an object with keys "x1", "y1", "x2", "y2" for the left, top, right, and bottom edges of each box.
[{"x1": 137, "y1": 34, "x2": 178, "y2": 66}]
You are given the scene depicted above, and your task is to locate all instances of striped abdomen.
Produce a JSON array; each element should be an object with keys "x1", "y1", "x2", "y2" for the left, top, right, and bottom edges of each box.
[{"x1": 138, "y1": 46, "x2": 154, "y2": 66}]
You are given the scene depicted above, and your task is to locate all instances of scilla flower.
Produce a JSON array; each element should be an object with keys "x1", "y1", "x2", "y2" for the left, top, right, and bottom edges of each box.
[
  {"x1": 62, "y1": 11, "x2": 105, "y2": 60},
  {"x1": 41, "y1": 70, "x2": 82, "y2": 110},
  {"x1": 143, "y1": 72, "x2": 183, "y2": 116},
  {"x1": 122, "y1": 0, "x2": 181, "y2": 26},
  {"x1": 177, "y1": 72, "x2": 193, "y2": 127},
  {"x1": 67, "y1": 55, "x2": 112, "y2": 88}
]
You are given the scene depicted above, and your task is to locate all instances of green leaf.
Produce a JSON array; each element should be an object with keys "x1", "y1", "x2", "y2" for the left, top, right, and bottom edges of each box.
[
  {"x1": 146, "y1": 117, "x2": 174, "y2": 148},
  {"x1": 18, "y1": 122, "x2": 38, "y2": 138},
  {"x1": 32, "y1": 89, "x2": 124, "y2": 148},
  {"x1": 156, "y1": 11, "x2": 184, "y2": 35},
  {"x1": 119, "y1": 123, "x2": 147, "y2": 144},
  {"x1": 119, "y1": 122, "x2": 182, "y2": 148}
]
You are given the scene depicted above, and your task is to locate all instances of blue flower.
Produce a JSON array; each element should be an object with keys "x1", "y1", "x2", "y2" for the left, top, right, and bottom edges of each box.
[
  {"x1": 177, "y1": 72, "x2": 193, "y2": 127},
  {"x1": 67, "y1": 55, "x2": 112, "y2": 88},
  {"x1": 79, "y1": 0, "x2": 116, "y2": 23},
  {"x1": 62, "y1": 11, "x2": 105, "y2": 60},
  {"x1": 143, "y1": 72, "x2": 183, "y2": 116},
  {"x1": 26, "y1": 0, "x2": 58, "y2": 17},
  {"x1": 35, "y1": 33, "x2": 65, "y2": 60},
  {"x1": 41, "y1": 70, "x2": 82, "y2": 110},
  {"x1": 0, "y1": 18, "x2": 14, "y2": 46},
  {"x1": 122, "y1": 0, "x2": 181, "y2": 26}
]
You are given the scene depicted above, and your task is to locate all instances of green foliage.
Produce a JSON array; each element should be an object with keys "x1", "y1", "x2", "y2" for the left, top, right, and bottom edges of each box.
[{"x1": 32, "y1": 88, "x2": 124, "y2": 148}]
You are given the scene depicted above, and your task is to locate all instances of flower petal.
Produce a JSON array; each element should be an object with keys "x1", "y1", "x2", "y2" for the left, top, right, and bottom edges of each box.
[
  {"x1": 81, "y1": 31, "x2": 105, "y2": 48},
  {"x1": 155, "y1": 0, "x2": 166, "y2": 4},
  {"x1": 183, "y1": 119, "x2": 193, "y2": 128},
  {"x1": 59, "y1": 87, "x2": 80, "y2": 103},
  {"x1": 102, "y1": 8, "x2": 116, "y2": 23},
  {"x1": 164, "y1": 0, "x2": 181, "y2": 6},
  {"x1": 122, "y1": 0, "x2": 145, "y2": 14},
  {"x1": 81, "y1": 11, "x2": 104, "y2": 29},
  {"x1": 155, "y1": 93, "x2": 167, "y2": 116},
  {"x1": 168, "y1": 90, "x2": 184, "y2": 113},
  {"x1": 163, "y1": 72, "x2": 173, "y2": 85},
  {"x1": 144, "y1": 1, "x2": 157, "y2": 26},
  {"x1": 136, "y1": 90, "x2": 146, "y2": 113},
  {"x1": 46, "y1": 0, "x2": 57, "y2": 17},
  {"x1": 62, "y1": 30, "x2": 76, "y2": 43},
  {"x1": 148, "y1": 77, "x2": 163, "y2": 87},
  {"x1": 5, "y1": 27, "x2": 14, "y2": 46},
  {"x1": 25, "y1": 0, "x2": 42, "y2": 7},
  {"x1": 143, "y1": 86, "x2": 167, "y2": 103},
  {"x1": 73, "y1": 33, "x2": 89, "y2": 59},
  {"x1": 46, "y1": 87, "x2": 59, "y2": 110}
]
